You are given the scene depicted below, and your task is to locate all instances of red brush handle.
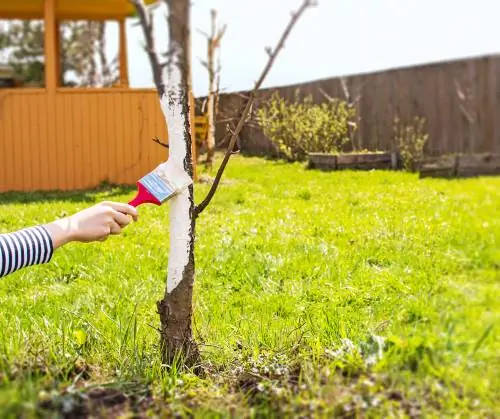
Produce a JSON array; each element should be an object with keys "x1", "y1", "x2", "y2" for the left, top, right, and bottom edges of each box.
[{"x1": 128, "y1": 182, "x2": 161, "y2": 207}]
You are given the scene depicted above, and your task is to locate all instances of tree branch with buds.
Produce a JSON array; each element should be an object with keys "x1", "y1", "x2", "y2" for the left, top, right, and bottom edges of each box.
[
  {"x1": 199, "y1": 9, "x2": 227, "y2": 168},
  {"x1": 194, "y1": 0, "x2": 317, "y2": 217},
  {"x1": 130, "y1": 0, "x2": 165, "y2": 96}
]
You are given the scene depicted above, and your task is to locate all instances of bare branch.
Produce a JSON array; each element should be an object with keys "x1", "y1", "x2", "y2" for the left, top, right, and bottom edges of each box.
[
  {"x1": 340, "y1": 77, "x2": 350, "y2": 102},
  {"x1": 319, "y1": 87, "x2": 335, "y2": 102},
  {"x1": 152, "y1": 136, "x2": 169, "y2": 148},
  {"x1": 199, "y1": 59, "x2": 209, "y2": 69},
  {"x1": 454, "y1": 77, "x2": 475, "y2": 123},
  {"x1": 214, "y1": 59, "x2": 221, "y2": 117},
  {"x1": 194, "y1": 0, "x2": 316, "y2": 217},
  {"x1": 453, "y1": 78, "x2": 466, "y2": 102},
  {"x1": 130, "y1": 0, "x2": 165, "y2": 96},
  {"x1": 197, "y1": 28, "x2": 210, "y2": 39},
  {"x1": 213, "y1": 24, "x2": 227, "y2": 47},
  {"x1": 352, "y1": 91, "x2": 363, "y2": 106},
  {"x1": 235, "y1": 91, "x2": 251, "y2": 100}
]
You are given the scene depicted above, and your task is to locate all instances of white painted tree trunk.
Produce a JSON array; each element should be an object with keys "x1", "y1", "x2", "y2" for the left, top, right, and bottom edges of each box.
[
  {"x1": 159, "y1": 44, "x2": 192, "y2": 294},
  {"x1": 156, "y1": 0, "x2": 198, "y2": 364}
]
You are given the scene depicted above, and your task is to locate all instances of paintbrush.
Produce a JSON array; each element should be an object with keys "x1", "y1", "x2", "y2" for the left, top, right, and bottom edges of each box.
[{"x1": 128, "y1": 159, "x2": 193, "y2": 207}]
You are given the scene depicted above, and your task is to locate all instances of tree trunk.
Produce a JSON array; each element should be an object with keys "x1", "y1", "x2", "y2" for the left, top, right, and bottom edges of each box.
[
  {"x1": 205, "y1": 11, "x2": 217, "y2": 169},
  {"x1": 97, "y1": 22, "x2": 114, "y2": 86},
  {"x1": 206, "y1": 79, "x2": 215, "y2": 167},
  {"x1": 156, "y1": 0, "x2": 199, "y2": 366}
]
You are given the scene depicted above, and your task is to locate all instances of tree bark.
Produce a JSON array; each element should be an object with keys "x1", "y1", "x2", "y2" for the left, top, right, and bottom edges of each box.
[
  {"x1": 156, "y1": 0, "x2": 199, "y2": 366},
  {"x1": 205, "y1": 10, "x2": 217, "y2": 169}
]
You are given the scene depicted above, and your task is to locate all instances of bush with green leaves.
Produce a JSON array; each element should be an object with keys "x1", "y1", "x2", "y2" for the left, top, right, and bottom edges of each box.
[
  {"x1": 394, "y1": 116, "x2": 429, "y2": 172},
  {"x1": 257, "y1": 90, "x2": 356, "y2": 161}
]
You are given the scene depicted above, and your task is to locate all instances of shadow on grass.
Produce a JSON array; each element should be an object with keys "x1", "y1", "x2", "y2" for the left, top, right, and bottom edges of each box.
[{"x1": 0, "y1": 184, "x2": 135, "y2": 205}]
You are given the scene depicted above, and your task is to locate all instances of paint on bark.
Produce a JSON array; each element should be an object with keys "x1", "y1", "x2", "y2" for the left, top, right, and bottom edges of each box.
[
  {"x1": 156, "y1": 0, "x2": 199, "y2": 365},
  {"x1": 204, "y1": 10, "x2": 225, "y2": 169}
]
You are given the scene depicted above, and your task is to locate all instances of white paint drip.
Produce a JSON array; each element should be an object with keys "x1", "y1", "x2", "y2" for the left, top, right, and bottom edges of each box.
[{"x1": 159, "y1": 42, "x2": 192, "y2": 294}]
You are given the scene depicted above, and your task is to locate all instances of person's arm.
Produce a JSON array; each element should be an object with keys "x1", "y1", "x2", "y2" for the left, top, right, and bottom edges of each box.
[
  {"x1": 0, "y1": 201, "x2": 138, "y2": 279},
  {"x1": 0, "y1": 225, "x2": 54, "y2": 278}
]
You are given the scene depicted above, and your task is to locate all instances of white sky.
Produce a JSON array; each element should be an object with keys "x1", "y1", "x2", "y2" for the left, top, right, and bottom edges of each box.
[
  {"x1": 2, "y1": 0, "x2": 498, "y2": 96},
  {"x1": 117, "y1": 0, "x2": 500, "y2": 96}
]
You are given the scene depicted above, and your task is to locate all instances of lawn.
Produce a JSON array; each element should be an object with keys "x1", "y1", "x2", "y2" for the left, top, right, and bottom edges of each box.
[{"x1": 0, "y1": 156, "x2": 498, "y2": 418}]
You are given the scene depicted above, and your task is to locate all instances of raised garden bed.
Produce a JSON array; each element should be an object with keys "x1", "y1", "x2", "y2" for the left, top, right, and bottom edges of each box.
[
  {"x1": 308, "y1": 152, "x2": 399, "y2": 171},
  {"x1": 419, "y1": 153, "x2": 500, "y2": 178}
]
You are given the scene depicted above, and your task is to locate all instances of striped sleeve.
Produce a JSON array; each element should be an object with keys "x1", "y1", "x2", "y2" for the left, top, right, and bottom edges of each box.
[{"x1": 0, "y1": 226, "x2": 54, "y2": 278}]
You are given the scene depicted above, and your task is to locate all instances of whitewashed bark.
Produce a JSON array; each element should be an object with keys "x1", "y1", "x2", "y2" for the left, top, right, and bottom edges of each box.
[{"x1": 159, "y1": 43, "x2": 192, "y2": 294}]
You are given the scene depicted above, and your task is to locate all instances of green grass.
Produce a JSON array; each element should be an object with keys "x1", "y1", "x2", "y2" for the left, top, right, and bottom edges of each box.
[{"x1": 0, "y1": 156, "x2": 498, "y2": 417}]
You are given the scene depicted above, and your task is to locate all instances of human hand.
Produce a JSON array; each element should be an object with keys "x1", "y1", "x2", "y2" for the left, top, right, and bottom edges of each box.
[{"x1": 44, "y1": 201, "x2": 138, "y2": 249}]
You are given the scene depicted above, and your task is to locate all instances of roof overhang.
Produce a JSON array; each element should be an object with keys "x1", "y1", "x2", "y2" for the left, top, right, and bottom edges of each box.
[{"x1": 0, "y1": 0, "x2": 159, "y2": 21}]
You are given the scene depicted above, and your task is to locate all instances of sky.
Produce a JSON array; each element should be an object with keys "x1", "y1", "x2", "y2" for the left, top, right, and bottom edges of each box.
[
  {"x1": 115, "y1": 0, "x2": 500, "y2": 96},
  {"x1": 2, "y1": 0, "x2": 498, "y2": 96}
]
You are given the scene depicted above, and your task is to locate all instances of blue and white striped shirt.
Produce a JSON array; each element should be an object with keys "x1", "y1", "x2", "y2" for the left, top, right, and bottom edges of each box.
[{"x1": 0, "y1": 226, "x2": 54, "y2": 278}]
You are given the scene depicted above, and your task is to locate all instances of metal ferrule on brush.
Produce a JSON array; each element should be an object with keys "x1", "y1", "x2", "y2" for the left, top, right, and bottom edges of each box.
[{"x1": 140, "y1": 172, "x2": 175, "y2": 203}]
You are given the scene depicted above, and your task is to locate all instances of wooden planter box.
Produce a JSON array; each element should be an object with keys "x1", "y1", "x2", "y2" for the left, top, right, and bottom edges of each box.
[
  {"x1": 308, "y1": 152, "x2": 399, "y2": 171},
  {"x1": 419, "y1": 153, "x2": 500, "y2": 178}
]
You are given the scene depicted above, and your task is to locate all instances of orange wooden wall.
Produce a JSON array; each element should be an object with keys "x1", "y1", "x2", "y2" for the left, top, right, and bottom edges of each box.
[{"x1": 0, "y1": 88, "x2": 168, "y2": 192}]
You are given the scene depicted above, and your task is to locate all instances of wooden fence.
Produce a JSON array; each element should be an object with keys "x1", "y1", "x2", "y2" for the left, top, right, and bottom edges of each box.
[
  {"x1": 0, "y1": 88, "x2": 168, "y2": 192},
  {"x1": 214, "y1": 54, "x2": 500, "y2": 157}
]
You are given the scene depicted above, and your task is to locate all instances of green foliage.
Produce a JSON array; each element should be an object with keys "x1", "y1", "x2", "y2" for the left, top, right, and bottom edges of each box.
[
  {"x1": 0, "y1": 156, "x2": 498, "y2": 416},
  {"x1": 257, "y1": 90, "x2": 356, "y2": 161},
  {"x1": 394, "y1": 116, "x2": 429, "y2": 172},
  {"x1": 0, "y1": 20, "x2": 117, "y2": 87},
  {"x1": 0, "y1": 21, "x2": 45, "y2": 85}
]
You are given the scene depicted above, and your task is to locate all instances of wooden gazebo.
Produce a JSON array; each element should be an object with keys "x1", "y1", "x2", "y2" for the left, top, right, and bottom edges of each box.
[{"x1": 0, "y1": 0, "x2": 172, "y2": 192}]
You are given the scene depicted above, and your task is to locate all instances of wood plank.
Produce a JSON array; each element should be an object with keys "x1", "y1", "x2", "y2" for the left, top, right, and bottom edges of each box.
[
  {"x1": 105, "y1": 93, "x2": 117, "y2": 183},
  {"x1": 73, "y1": 93, "x2": 84, "y2": 188},
  {"x1": 419, "y1": 153, "x2": 500, "y2": 178},
  {"x1": 88, "y1": 93, "x2": 99, "y2": 187},
  {"x1": 308, "y1": 152, "x2": 398, "y2": 171},
  {"x1": 2, "y1": 95, "x2": 15, "y2": 190},
  {"x1": 419, "y1": 155, "x2": 457, "y2": 179},
  {"x1": 117, "y1": 91, "x2": 129, "y2": 184},
  {"x1": 13, "y1": 94, "x2": 30, "y2": 190},
  {"x1": 27, "y1": 94, "x2": 40, "y2": 189},
  {"x1": 457, "y1": 153, "x2": 500, "y2": 177},
  {"x1": 0, "y1": 94, "x2": 7, "y2": 190},
  {"x1": 337, "y1": 152, "x2": 392, "y2": 165},
  {"x1": 128, "y1": 91, "x2": 140, "y2": 183},
  {"x1": 65, "y1": 93, "x2": 75, "y2": 189},
  {"x1": 55, "y1": 94, "x2": 66, "y2": 190},
  {"x1": 97, "y1": 93, "x2": 108, "y2": 184}
]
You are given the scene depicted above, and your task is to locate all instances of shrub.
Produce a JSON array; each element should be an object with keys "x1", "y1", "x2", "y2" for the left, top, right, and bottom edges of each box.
[
  {"x1": 394, "y1": 116, "x2": 429, "y2": 172},
  {"x1": 257, "y1": 90, "x2": 356, "y2": 162}
]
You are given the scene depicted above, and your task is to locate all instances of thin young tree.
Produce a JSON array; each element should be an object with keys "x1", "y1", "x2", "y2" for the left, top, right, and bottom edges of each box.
[
  {"x1": 132, "y1": 0, "x2": 317, "y2": 365},
  {"x1": 454, "y1": 66, "x2": 478, "y2": 153},
  {"x1": 199, "y1": 10, "x2": 226, "y2": 169}
]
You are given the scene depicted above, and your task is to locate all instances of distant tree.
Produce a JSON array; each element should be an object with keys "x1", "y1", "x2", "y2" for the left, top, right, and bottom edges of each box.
[
  {"x1": 0, "y1": 20, "x2": 118, "y2": 87},
  {"x1": 199, "y1": 10, "x2": 226, "y2": 169},
  {"x1": 453, "y1": 65, "x2": 478, "y2": 153},
  {"x1": 0, "y1": 21, "x2": 45, "y2": 85}
]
